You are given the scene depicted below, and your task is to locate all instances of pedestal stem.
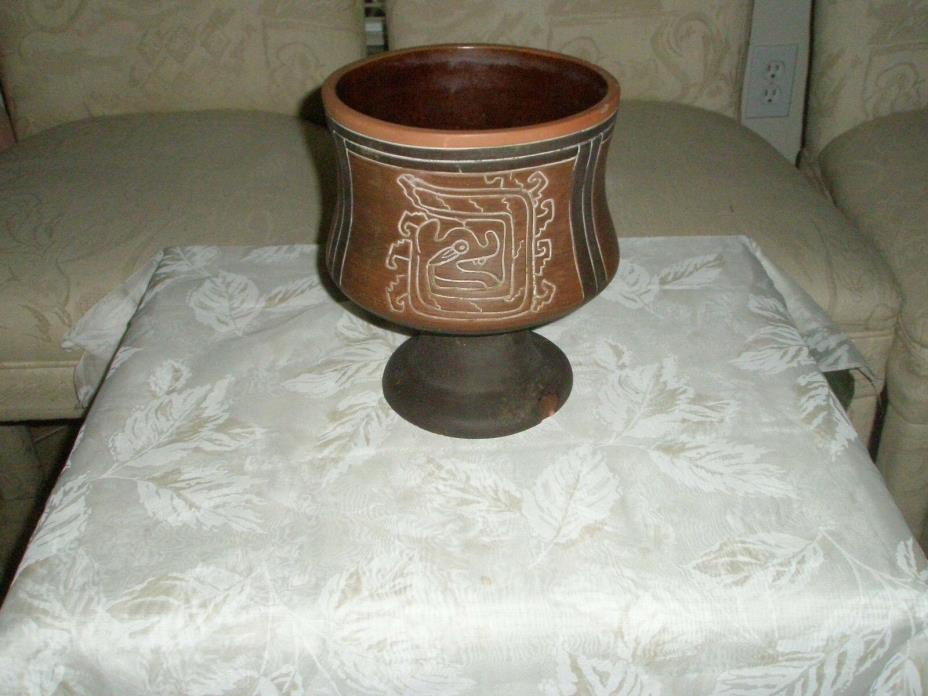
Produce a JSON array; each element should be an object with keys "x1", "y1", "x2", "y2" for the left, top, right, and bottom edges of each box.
[{"x1": 382, "y1": 330, "x2": 572, "y2": 438}]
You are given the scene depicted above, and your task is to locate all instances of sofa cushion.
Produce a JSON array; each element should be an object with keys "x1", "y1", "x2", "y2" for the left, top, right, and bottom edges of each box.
[
  {"x1": 819, "y1": 109, "x2": 928, "y2": 403},
  {"x1": 608, "y1": 101, "x2": 899, "y2": 335},
  {"x1": 385, "y1": 0, "x2": 753, "y2": 119},
  {"x1": 0, "y1": 0, "x2": 365, "y2": 138},
  {"x1": 0, "y1": 110, "x2": 335, "y2": 420}
]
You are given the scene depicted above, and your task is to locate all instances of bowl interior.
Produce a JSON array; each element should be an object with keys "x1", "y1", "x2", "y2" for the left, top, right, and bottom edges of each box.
[{"x1": 335, "y1": 47, "x2": 608, "y2": 132}]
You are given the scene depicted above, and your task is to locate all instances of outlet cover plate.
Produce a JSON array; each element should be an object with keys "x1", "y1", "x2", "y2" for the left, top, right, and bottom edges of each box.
[{"x1": 744, "y1": 43, "x2": 799, "y2": 119}]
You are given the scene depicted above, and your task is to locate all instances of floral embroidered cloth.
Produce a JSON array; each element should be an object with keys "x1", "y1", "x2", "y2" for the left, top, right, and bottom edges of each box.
[{"x1": 1, "y1": 236, "x2": 925, "y2": 695}]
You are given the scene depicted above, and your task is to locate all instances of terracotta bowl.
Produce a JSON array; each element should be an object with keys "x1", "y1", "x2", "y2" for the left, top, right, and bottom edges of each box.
[{"x1": 322, "y1": 44, "x2": 620, "y2": 437}]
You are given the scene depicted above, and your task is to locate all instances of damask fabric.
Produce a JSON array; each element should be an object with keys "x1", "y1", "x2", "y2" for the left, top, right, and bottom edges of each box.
[
  {"x1": 819, "y1": 108, "x2": 928, "y2": 545},
  {"x1": 0, "y1": 0, "x2": 365, "y2": 138},
  {"x1": 806, "y1": 0, "x2": 928, "y2": 154},
  {"x1": 61, "y1": 238, "x2": 871, "y2": 411},
  {"x1": 1, "y1": 237, "x2": 926, "y2": 695},
  {"x1": 385, "y1": 0, "x2": 753, "y2": 119},
  {"x1": 0, "y1": 111, "x2": 336, "y2": 421}
]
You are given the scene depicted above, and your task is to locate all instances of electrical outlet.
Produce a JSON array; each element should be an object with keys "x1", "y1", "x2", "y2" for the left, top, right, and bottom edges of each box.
[{"x1": 744, "y1": 44, "x2": 799, "y2": 119}]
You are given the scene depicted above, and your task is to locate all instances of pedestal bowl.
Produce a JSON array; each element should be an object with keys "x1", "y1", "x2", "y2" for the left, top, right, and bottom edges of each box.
[{"x1": 321, "y1": 44, "x2": 620, "y2": 437}]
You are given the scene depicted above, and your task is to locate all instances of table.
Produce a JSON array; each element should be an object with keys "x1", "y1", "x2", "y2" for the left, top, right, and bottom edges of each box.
[{"x1": 1, "y1": 236, "x2": 926, "y2": 694}]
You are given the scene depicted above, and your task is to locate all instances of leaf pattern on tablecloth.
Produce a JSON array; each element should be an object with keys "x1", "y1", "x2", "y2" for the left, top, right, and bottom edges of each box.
[
  {"x1": 136, "y1": 464, "x2": 262, "y2": 532},
  {"x1": 189, "y1": 271, "x2": 264, "y2": 335},
  {"x1": 797, "y1": 371, "x2": 856, "y2": 458},
  {"x1": 523, "y1": 448, "x2": 619, "y2": 546},
  {"x1": 610, "y1": 253, "x2": 723, "y2": 309},
  {"x1": 190, "y1": 266, "x2": 328, "y2": 336},
  {"x1": 159, "y1": 246, "x2": 219, "y2": 277},
  {"x1": 598, "y1": 357, "x2": 732, "y2": 439},
  {"x1": 541, "y1": 649, "x2": 663, "y2": 696},
  {"x1": 316, "y1": 390, "x2": 398, "y2": 484},
  {"x1": 393, "y1": 456, "x2": 522, "y2": 550},
  {"x1": 148, "y1": 359, "x2": 191, "y2": 397},
  {"x1": 897, "y1": 539, "x2": 928, "y2": 583},
  {"x1": 589, "y1": 339, "x2": 629, "y2": 374},
  {"x1": 313, "y1": 554, "x2": 473, "y2": 695},
  {"x1": 283, "y1": 313, "x2": 400, "y2": 398},
  {"x1": 713, "y1": 629, "x2": 894, "y2": 695},
  {"x1": 242, "y1": 245, "x2": 308, "y2": 265},
  {"x1": 143, "y1": 247, "x2": 220, "y2": 306},
  {"x1": 649, "y1": 440, "x2": 793, "y2": 497},
  {"x1": 177, "y1": 664, "x2": 307, "y2": 696},
  {"x1": 869, "y1": 652, "x2": 922, "y2": 696},
  {"x1": 691, "y1": 533, "x2": 823, "y2": 588},
  {"x1": 3, "y1": 239, "x2": 924, "y2": 694},
  {"x1": 733, "y1": 295, "x2": 817, "y2": 374},
  {"x1": 615, "y1": 589, "x2": 706, "y2": 665},
  {"x1": 107, "y1": 564, "x2": 252, "y2": 637},
  {"x1": 802, "y1": 326, "x2": 861, "y2": 374},
  {"x1": 108, "y1": 345, "x2": 141, "y2": 375},
  {"x1": 262, "y1": 276, "x2": 327, "y2": 311},
  {"x1": 107, "y1": 370, "x2": 260, "y2": 469},
  {"x1": 421, "y1": 456, "x2": 522, "y2": 522},
  {"x1": 593, "y1": 352, "x2": 791, "y2": 497},
  {"x1": 612, "y1": 261, "x2": 659, "y2": 309},
  {"x1": 658, "y1": 253, "x2": 723, "y2": 290},
  {"x1": 17, "y1": 475, "x2": 90, "y2": 570}
]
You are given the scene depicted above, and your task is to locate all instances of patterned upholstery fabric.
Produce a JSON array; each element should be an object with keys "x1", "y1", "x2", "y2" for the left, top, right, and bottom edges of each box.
[
  {"x1": 0, "y1": 0, "x2": 365, "y2": 138},
  {"x1": 806, "y1": 0, "x2": 928, "y2": 155},
  {"x1": 818, "y1": 109, "x2": 928, "y2": 536},
  {"x1": 0, "y1": 111, "x2": 336, "y2": 420},
  {"x1": 385, "y1": 0, "x2": 753, "y2": 118}
]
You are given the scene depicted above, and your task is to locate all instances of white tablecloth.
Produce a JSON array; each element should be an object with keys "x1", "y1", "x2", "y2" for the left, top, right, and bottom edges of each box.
[{"x1": 2, "y1": 236, "x2": 926, "y2": 695}]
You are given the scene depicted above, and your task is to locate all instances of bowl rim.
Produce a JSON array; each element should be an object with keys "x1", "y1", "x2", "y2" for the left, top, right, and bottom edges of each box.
[{"x1": 322, "y1": 43, "x2": 621, "y2": 150}]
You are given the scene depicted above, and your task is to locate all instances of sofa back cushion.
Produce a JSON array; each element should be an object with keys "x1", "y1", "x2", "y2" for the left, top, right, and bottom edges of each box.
[
  {"x1": 384, "y1": 0, "x2": 753, "y2": 118},
  {"x1": 0, "y1": 0, "x2": 366, "y2": 138},
  {"x1": 807, "y1": 0, "x2": 928, "y2": 154}
]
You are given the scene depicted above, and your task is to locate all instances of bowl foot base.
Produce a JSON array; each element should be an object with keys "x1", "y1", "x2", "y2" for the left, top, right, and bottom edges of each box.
[{"x1": 382, "y1": 330, "x2": 572, "y2": 438}]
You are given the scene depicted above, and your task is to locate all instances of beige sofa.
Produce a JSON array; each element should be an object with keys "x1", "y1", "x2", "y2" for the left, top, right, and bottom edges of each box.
[
  {"x1": 805, "y1": 0, "x2": 928, "y2": 542},
  {"x1": 0, "y1": 1, "x2": 903, "y2": 568}
]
